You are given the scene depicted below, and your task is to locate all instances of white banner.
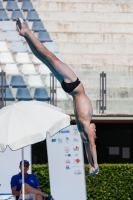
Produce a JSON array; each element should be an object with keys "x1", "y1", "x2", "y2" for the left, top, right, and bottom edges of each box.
[{"x1": 47, "y1": 125, "x2": 87, "y2": 200}]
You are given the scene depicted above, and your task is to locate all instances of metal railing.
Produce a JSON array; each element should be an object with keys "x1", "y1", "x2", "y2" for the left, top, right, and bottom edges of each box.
[
  {"x1": 0, "y1": 70, "x2": 6, "y2": 109},
  {"x1": 96, "y1": 71, "x2": 106, "y2": 113},
  {"x1": 50, "y1": 73, "x2": 57, "y2": 106}
]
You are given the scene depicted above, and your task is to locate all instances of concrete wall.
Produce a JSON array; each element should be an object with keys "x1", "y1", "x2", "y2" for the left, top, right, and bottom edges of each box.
[{"x1": 32, "y1": 0, "x2": 133, "y2": 114}]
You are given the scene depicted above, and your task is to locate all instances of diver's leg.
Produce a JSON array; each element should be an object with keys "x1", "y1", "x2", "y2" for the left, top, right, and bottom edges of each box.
[
  {"x1": 24, "y1": 36, "x2": 62, "y2": 83},
  {"x1": 80, "y1": 132, "x2": 95, "y2": 174},
  {"x1": 76, "y1": 120, "x2": 95, "y2": 173},
  {"x1": 82, "y1": 123, "x2": 98, "y2": 170},
  {"x1": 84, "y1": 142, "x2": 94, "y2": 166},
  {"x1": 17, "y1": 19, "x2": 77, "y2": 83}
]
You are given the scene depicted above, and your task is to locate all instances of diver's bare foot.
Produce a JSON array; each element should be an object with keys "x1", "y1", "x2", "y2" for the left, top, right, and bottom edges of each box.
[
  {"x1": 94, "y1": 164, "x2": 99, "y2": 174},
  {"x1": 16, "y1": 17, "x2": 29, "y2": 36},
  {"x1": 89, "y1": 166, "x2": 95, "y2": 177},
  {"x1": 94, "y1": 167, "x2": 99, "y2": 175},
  {"x1": 89, "y1": 166, "x2": 95, "y2": 174}
]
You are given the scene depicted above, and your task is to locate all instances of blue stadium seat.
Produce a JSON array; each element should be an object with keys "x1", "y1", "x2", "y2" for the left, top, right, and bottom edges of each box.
[
  {"x1": 0, "y1": 76, "x2": 9, "y2": 87},
  {"x1": 6, "y1": 1, "x2": 19, "y2": 11},
  {"x1": 5, "y1": 88, "x2": 15, "y2": 101},
  {"x1": 16, "y1": 88, "x2": 33, "y2": 101},
  {"x1": 0, "y1": 2, "x2": 4, "y2": 10},
  {"x1": 34, "y1": 88, "x2": 50, "y2": 101},
  {"x1": 11, "y1": 10, "x2": 24, "y2": 21},
  {"x1": 10, "y1": 75, "x2": 26, "y2": 88},
  {"x1": 32, "y1": 21, "x2": 46, "y2": 32},
  {"x1": 21, "y1": 1, "x2": 35, "y2": 11},
  {"x1": 0, "y1": 11, "x2": 9, "y2": 21},
  {"x1": 38, "y1": 31, "x2": 52, "y2": 42},
  {"x1": 26, "y1": 11, "x2": 40, "y2": 21}
]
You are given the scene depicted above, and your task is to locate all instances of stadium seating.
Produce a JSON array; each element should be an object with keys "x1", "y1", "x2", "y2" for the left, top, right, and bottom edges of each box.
[
  {"x1": 16, "y1": 88, "x2": 33, "y2": 101},
  {"x1": 6, "y1": 31, "x2": 21, "y2": 42},
  {"x1": 6, "y1": 1, "x2": 19, "y2": 11},
  {"x1": 4, "y1": 64, "x2": 20, "y2": 76},
  {"x1": 57, "y1": 88, "x2": 69, "y2": 101},
  {"x1": 16, "y1": 53, "x2": 31, "y2": 64},
  {"x1": 0, "y1": 21, "x2": 15, "y2": 31},
  {"x1": 38, "y1": 64, "x2": 51, "y2": 75},
  {"x1": 34, "y1": 88, "x2": 50, "y2": 101},
  {"x1": 38, "y1": 31, "x2": 52, "y2": 42},
  {"x1": 10, "y1": 42, "x2": 26, "y2": 53},
  {"x1": 21, "y1": 1, "x2": 35, "y2": 11},
  {"x1": 10, "y1": 75, "x2": 27, "y2": 88},
  {"x1": 32, "y1": 55, "x2": 42, "y2": 64},
  {"x1": 0, "y1": 34, "x2": 4, "y2": 41},
  {"x1": 0, "y1": 88, "x2": 14, "y2": 101},
  {"x1": 0, "y1": 0, "x2": 62, "y2": 107},
  {"x1": 3, "y1": 0, "x2": 15, "y2": 1},
  {"x1": 26, "y1": 11, "x2": 40, "y2": 21},
  {"x1": 5, "y1": 88, "x2": 15, "y2": 101},
  {"x1": 28, "y1": 75, "x2": 44, "y2": 88},
  {"x1": 18, "y1": 0, "x2": 30, "y2": 2},
  {"x1": 11, "y1": 10, "x2": 24, "y2": 21},
  {"x1": 0, "y1": 76, "x2": 9, "y2": 87},
  {"x1": 1, "y1": 52, "x2": 14, "y2": 64},
  {"x1": 0, "y1": 10, "x2": 9, "y2": 21},
  {"x1": 21, "y1": 64, "x2": 38, "y2": 75},
  {"x1": 45, "y1": 75, "x2": 61, "y2": 88},
  {"x1": 32, "y1": 21, "x2": 46, "y2": 32},
  {"x1": 0, "y1": 2, "x2": 4, "y2": 10},
  {"x1": 0, "y1": 42, "x2": 9, "y2": 52},
  {"x1": 26, "y1": 44, "x2": 32, "y2": 53},
  {"x1": 44, "y1": 42, "x2": 58, "y2": 53}
]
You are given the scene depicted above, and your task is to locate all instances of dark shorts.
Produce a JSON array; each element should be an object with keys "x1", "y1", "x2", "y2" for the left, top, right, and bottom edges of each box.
[{"x1": 61, "y1": 78, "x2": 81, "y2": 93}]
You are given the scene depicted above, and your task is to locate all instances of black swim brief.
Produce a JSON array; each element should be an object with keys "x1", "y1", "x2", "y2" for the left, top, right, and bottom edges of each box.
[{"x1": 61, "y1": 78, "x2": 81, "y2": 94}]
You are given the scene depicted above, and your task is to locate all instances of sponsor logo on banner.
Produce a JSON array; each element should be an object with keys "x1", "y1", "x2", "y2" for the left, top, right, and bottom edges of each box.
[
  {"x1": 74, "y1": 159, "x2": 81, "y2": 164},
  {"x1": 58, "y1": 138, "x2": 63, "y2": 143},
  {"x1": 66, "y1": 165, "x2": 70, "y2": 170},
  {"x1": 73, "y1": 127, "x2": 79, "y2": 135},
  {"x1": 73, "y1": 146, "x2": 79, "y2": 151},
  {"x1": 65, "y1": 137, "x2": 70, "y2": 143},
  {"x1": 73, "y1": 165, "x2": 82, "y2": 168},
  {"x1": 74, "y1": 138, "x2": 79, "y2": 142},
  {"x1": 74, "y1": 170, "x2": 82, "y2": 175},
  {"x1": 75, "y1": 153, "x2": 79, "y2": 157},
  {"x1": 51, "y1": 139, "x2": 56, "y2": 142},
  {"x1": 66, "y1": 159, "x2": 70, "y2": 164},
  {"x1": 65, "y1": 154, "x2": 71, "y2": 157},
  {"x1": 64, "y1": 146, "x2": 69, "y2": 153},
  {"x1": 58, "y1": 129, "x2": 70, "y2": 134}
]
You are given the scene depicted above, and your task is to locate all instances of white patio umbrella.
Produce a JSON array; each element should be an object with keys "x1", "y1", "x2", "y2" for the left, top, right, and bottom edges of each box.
[{"x1": 0, "y1": 100, "x2": 70, "y2": 200}]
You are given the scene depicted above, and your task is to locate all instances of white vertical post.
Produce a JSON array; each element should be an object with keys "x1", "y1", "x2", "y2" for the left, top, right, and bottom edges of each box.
[{"x1": 21, "y1": 148, "x2": 25, "y2": 200}]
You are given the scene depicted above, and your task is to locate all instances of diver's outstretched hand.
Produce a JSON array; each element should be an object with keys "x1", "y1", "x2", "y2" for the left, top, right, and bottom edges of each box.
[{"x1": 16, "y1": 17, "x2": 29, "y2": 37}]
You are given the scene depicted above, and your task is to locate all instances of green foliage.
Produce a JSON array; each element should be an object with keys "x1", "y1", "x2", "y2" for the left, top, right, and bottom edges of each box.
[
  {"x1": 32, "y1": 164, "x2": 133, "y2": 199},
  {"x1": 32, "y1": 164, "x2": 50, "y2": 194}
]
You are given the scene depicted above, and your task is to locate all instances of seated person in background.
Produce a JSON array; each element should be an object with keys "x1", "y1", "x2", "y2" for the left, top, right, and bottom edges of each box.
[{"x1": 10, "y1": 160, "x2": 54, "y2": 200}]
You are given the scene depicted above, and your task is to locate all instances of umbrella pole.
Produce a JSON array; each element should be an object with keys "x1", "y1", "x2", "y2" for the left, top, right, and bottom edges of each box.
[{"x1": 22, "y1": 148, "x2": 25, "y2": 200}]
